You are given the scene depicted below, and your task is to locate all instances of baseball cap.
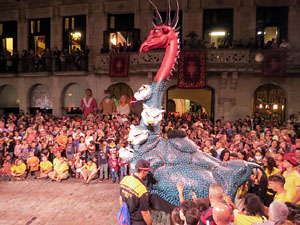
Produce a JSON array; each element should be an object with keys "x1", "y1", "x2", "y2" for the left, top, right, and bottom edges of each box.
[
  {"x1": 283, "y1": 153, "x2": 298, "y2": 166},
  {"x1": 135, "y1": 159, "x2": 153, "y2": 171}
]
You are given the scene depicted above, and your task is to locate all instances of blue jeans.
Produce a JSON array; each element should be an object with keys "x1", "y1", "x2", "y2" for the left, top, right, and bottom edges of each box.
[
  {"x1": 120, "y1": 166, "x2": 127, "y2": 181},
  {"x1": 99, "y1": 163, "x2": 108, "y2": 179},
  {"x1": 111, "y1": 170, "x2": 119, "y2": 182}
]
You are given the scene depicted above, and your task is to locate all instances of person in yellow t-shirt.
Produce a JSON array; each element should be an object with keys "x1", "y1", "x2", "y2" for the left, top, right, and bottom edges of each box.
[
  {"x1": 268, "y1": 174, "x2": 293, "y2": 203},
  {"x1": 264, "y1": 156, "x2": 282, "y2": 205},
  {"x1": 282, "y1": 153, "x2": 300, "y2": 205},
  {"x1": 48, "y1": 157, "x2": 69, "y2": 182},
  {"x1": 81, "y1": 159, "x2": 98, "y2": 184},
  {"x1": 53, "y1": 152, "x2": 66, "y2": 170},
  {"x1": 10, "y1": 159, "x2": 27, "y2": 181},
  {"x1": 36, "y1": 155, "x2": 53, "y2": 179},
  {"x1": 26, "y1": 151, "x2": 40, "y2": 177},
  {"x1": 233, "y1": 193, "x2": 267, "y2": 225}
]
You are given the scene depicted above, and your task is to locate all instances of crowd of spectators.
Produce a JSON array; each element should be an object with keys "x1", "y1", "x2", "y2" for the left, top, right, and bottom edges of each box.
[
  {"x1": 182, "y1": 37, "x2": 292, "y2": 51},
  {"x1": 100, "y1": 41, "x2": 142, "y2": 54},
  {"x1": 0, "y1": 47, "x2": 89, "y2": 73},
  {"x1": 0, "y1": 108, "x2": 299, "y2": 224}
]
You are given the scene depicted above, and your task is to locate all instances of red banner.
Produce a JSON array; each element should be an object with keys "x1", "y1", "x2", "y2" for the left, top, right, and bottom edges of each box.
[
  {"x1": 109, "y1": 53, "x2": 130, "y2": 77},
  {"x1": 262, "y1": 50, "x2": 286, "y2": 77},
  {"x1": 178, "y1": 50, "x2": 206, "y2": 89}
]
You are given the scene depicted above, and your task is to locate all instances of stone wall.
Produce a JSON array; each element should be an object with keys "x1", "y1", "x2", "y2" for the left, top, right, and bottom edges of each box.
[
  {"x1": 0, "y1": 0, "x2": 300, "y2": 121},
  {"x1": 1, "y1": 71, "x2": 299, "y2": 122}
]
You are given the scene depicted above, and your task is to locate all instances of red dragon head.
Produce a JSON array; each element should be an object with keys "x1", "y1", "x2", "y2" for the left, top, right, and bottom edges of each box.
[{"x1": 140, "y1": 0, "x2": 180, "y2": 53}]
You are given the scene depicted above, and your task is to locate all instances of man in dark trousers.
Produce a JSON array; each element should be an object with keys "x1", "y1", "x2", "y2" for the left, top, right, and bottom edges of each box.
[{"x1": 119, "y1": 159, "x2": 152, "y2": 225}]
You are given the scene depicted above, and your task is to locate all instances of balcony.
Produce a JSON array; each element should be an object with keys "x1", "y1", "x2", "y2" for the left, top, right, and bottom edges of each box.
[{"x1": 94, "y1": 49, "x2": 300, "y2": 74}]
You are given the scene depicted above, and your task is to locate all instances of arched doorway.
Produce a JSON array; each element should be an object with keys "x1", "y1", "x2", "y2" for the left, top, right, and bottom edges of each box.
[
  {"x1": 61, "y1": 83, "x2": 85, "y2": 115},
  {"x1": 29, "y1": 84, "x2": 53, "y2": 114},
  {"x1": 167, "y1": 99, "x2": 176, "y2": 113},
  {"x1": 107, "y1": 82, "x2": 133, "y2": 104},
  {"x1": 167, "y1": 86, "x2": 215, "y2": 120},
  {"x1": 0, "y1": 85, "x2": 19, "y2": 114},
  {"x1": 253, "y1": 84, "x2": 286, "y2": 123}
]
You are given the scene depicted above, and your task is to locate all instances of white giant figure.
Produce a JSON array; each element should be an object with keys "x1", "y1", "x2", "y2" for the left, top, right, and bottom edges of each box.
[
  {"x1": 141, "y1": 104, "x2": 165, "y2": 126},
  {"x1": 134, "y1": 84, "x2": 152, "y2": 101}
]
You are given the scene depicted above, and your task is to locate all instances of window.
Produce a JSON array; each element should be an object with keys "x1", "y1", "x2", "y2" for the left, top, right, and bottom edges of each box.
[
  {"x1": 28, "y1": 18, "x2": 50, "y2": 55},
  {"x1": 203, "y1": 9, "x2": 233, "y2": 48},
  {"x1": 0, "y1": 21, "x2": 17, "y2": 54},
  {"x1": 256, "y1": 7, "x2": 288, "y2": 48},
  {"x1": 65, "y1": 18, "x2": 69, "y2": 30},
  {"x1": 63, "y1": 15, "x2": 86, "y2": 52},
  {"x1": 103, "y1": 14, "x2": 140, "y2": 52}
]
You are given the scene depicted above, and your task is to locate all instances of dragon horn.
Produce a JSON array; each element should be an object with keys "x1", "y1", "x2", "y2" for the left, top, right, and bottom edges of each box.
[
  {"x1": 147, "y1": 0, "x2": 163, "y2": 25},
  {"x1": 165, "y1": 0, "x2": 171, "y2": 26},
  {"x1": 171, "y1": 0, "x2": 179, "y2": 28}
]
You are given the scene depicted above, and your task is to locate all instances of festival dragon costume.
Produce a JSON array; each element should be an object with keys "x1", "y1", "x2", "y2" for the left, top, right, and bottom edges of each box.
[{"x1": 120, "y1": 0, "x2": 263, "y2": 206}]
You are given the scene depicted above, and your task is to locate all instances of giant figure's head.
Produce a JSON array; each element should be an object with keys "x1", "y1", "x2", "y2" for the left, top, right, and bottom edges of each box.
[
  {"x1": 141, "y1": 104, "x2": 165, "y2": 126},
  {"x1": 140, "y1": 0, "x2": 179, "y2": 53},
  {"x1": 128, "y1": 124, "x2": 149, "y2": 145},
  {"x1": 134, "y1": 84, "x2": 152, "y2": 101}
]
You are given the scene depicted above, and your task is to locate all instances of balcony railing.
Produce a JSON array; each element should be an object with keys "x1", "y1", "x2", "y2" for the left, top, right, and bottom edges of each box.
[
  {"x1": 0, "y1": 53, "x2": 89, "y2": 74},
  {"x1": 95, "y1": 49, "x2": 300, "y2": 73}
]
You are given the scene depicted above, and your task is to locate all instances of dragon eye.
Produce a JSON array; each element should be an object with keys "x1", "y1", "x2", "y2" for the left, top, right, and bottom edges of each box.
[{"x1": 154, "y1": 29, "x2": 161, "y2": 33}]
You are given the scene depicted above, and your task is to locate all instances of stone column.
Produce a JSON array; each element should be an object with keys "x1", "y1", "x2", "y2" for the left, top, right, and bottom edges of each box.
[
  {"x1": 50, "y1": 78, "x2": 62, "y2": 116},
  {"x1": 233, "y1": 2, "x2": 256, "y2": 43},
  {"x1": 17, "y1": 8, "x2": 28, "y2": 53},
  {"x1": 217, "y1": 72, "x2": 238, "y2": 121},
  {"x1": 17, "y1": 78, "x2": 29, "y2": 113},
  {"x1": 51, "y1": 5, "x2": 62, "y2": 50}
]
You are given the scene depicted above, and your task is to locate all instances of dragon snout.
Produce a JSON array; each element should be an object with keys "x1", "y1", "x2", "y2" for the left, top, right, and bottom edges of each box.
[{"x1": 139, "y1": 43, "x2": 149, "y2": 53}]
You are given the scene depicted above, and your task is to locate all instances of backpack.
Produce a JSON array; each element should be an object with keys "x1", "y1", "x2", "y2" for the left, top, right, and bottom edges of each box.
[{"x1": 117, "y1": 202, "x2": 131, "y2": 225}]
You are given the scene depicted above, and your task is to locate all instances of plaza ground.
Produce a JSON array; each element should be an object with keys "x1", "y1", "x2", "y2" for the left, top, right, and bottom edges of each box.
[{"x1": 0, "y1": 178, "x2": 120, "y2": 225}]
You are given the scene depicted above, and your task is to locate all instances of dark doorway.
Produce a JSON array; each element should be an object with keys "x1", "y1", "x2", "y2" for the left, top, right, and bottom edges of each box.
[{"x1": 167, "y1": 99, "x2": 176, "y2": 113}]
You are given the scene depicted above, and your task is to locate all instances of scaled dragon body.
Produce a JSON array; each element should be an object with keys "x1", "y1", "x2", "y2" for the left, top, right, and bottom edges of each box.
[{"x1": 121, "y1": 0, "x2": 262, "y2": 206}]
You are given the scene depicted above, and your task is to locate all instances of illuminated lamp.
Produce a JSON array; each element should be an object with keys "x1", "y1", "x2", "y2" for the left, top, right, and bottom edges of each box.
[{"x1": 210, "y1": 31, "x2": 226, "y2": 36}]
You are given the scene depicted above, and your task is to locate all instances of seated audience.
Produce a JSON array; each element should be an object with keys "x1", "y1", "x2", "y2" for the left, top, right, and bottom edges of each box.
[
  {"x1": 10, "y1": 158, "x2": 27, "y2": 181},
  {"x1": 26, "y1": 151, "x2": 40, "y2": 177},
  {"x1": 81, "y1": 158, "x2": 98, "y2": 184},
  {"x1": 36, "y1": 155, "x2": 53, "y2": 179},
  {"x1": 48, "y1": 157, "x2": 69, "y2": 182}
]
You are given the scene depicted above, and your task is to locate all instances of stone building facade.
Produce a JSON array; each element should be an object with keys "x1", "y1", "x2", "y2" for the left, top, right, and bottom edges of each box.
[{"x1": 0, "y1": 0, "x2": 299, "y2": 122}]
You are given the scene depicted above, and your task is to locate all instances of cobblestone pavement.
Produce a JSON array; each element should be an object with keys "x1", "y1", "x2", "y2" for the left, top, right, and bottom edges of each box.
[{"x1": 0, "y1": 178, "x2": 120, "y2": 225}]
